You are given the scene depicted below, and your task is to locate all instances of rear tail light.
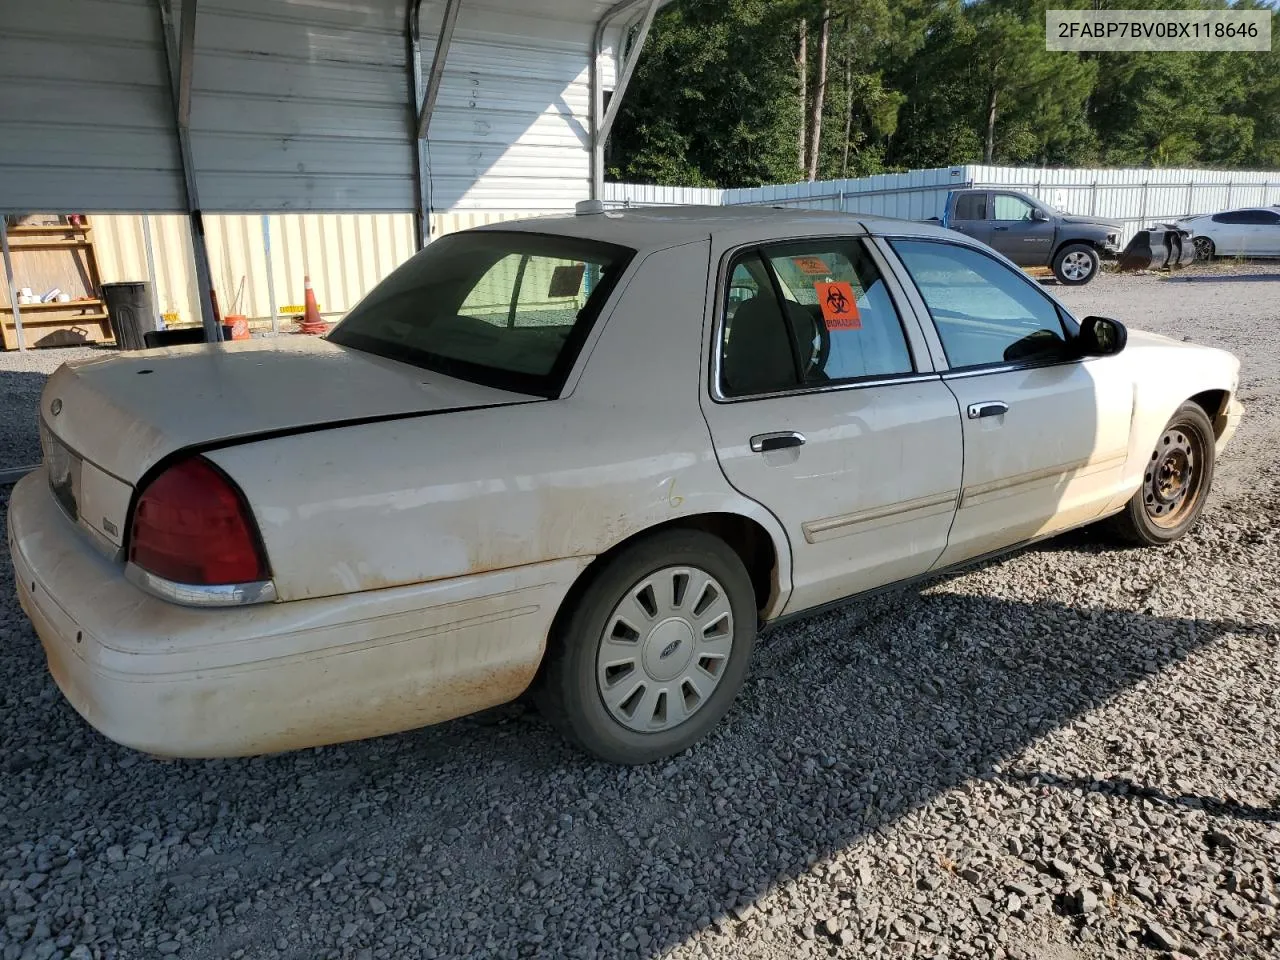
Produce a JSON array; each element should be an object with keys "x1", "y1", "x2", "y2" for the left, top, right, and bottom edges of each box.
[{"x1": 128, "y1": 457, "x2": 270, "y2": 594}]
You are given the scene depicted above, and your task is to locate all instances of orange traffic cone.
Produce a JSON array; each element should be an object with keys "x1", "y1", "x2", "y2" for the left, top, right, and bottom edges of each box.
[{"x1": 296, "y1": 275, "x2": 327, "y2": 335}]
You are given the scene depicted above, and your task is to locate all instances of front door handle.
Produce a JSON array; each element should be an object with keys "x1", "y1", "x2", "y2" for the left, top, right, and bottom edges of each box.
[
  {"x1": 993, "y1": 226, "x2": 1009, "y2": 231},
  {"x1": 750, "y1": 431, "x2": 806, "y2": 453},
  {"x1": 967, "y1": 401, "x2": 1009, "y2": 420}
]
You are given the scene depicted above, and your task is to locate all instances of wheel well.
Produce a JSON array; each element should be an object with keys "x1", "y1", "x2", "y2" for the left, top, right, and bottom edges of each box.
[
  {"x1": 1053, "y1": 239, "x2": 1101, "y2": 261},
  {"x1": 550, "y1": 514, "x2": 779, "y2": 631},
  {"x1": 1189, "y1": 389, "x2": 1228, "y2": 437}
]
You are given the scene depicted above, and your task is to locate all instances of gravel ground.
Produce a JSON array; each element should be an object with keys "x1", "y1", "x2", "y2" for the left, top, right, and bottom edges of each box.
[
  {"x1": 0, "y1": 347, "x2": 101, "y2": 472},
  {"x1": 1, "y1": 264, "x2": 1278, "y2": 960}
]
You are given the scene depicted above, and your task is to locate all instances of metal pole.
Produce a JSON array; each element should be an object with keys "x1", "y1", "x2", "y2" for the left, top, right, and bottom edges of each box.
[
  {"x1": 1138, "y1": 181, "x2": 1148, "y2": 226},
  {"x1": 261, "y1": 215, "x2": 279, "y2": 335},
  {"x1": 591, "y1": 0, "x2": 653, "y2": 200},
  {"x1": 141, "y1": 215, "x2": 160, "y2": 330},
  {"x1": 597, "y1": 0, "x2": 659, "y2": 144},
  {"x1": 1225, "y1": 180, "x2": 1233, "y2": 209},
  {"x1": 1186, "y1": 181, "x2": 1194, "y2": 216},
  {"x1": 1, "y1": 223, "x2": 25, "y2": 352},
  {"x1": 406, "y1": 0, "x2": 431, "y2": 248},
  {"x1": 1089, "y1": 181, "x2": 1098, "y2": 216},
  {"x1": 416, "y1": 0, "x2": 461, "y2": 140},
  {"x1": 158, "y1": 0, "x2": 221, "y2": 342}
]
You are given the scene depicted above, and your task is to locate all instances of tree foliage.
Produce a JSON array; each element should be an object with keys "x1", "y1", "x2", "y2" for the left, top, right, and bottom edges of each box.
[{"x1": 608, "y1": 0, "x2": 1280, "y2": 185}]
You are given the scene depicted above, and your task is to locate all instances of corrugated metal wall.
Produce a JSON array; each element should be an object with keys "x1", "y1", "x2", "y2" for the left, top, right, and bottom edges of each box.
[
  {"x1": 190, "y1": 0, "x2": 416, "y2": 212},
  {"x1": 417, "y1": 0, "x2": 604, "y2": 213},
  {"x1": 91, "y1": 210, "x2": 532, "y2": 328},
  {"x1": 0, "y1": 0, "x2": 185, "y2": 212},
  {"x1": 1, "y1": 0, "x2": 630, "y2": 216},
  {"x1": 605, "y1": 165, "x2": 1280, "y2": 244}
]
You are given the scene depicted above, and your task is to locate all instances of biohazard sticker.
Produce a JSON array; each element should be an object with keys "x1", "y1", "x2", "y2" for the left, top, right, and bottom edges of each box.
[
  {"x1": 792, "y1": 256, "x2": 831, "y2": 276},
  {"x1": 815, "y1": 281, "x2": 861, "y2": 329}
]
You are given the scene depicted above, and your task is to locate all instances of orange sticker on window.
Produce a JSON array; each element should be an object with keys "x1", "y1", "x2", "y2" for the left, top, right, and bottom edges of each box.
[
  {"x1": 792, "y1": 256, "x2": 831, "y2": 275},
  {"x1": 815, "y1": 282, "x2": 861, "y2": 329}
]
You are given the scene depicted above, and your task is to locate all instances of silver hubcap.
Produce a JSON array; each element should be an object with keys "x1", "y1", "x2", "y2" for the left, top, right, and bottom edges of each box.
[
  {"x1": 596, "y1": 565, "x2": 734, "y2": 733},
  {"x1": 1061, "y1": 251, "x2": 1093, "y2": 281}
]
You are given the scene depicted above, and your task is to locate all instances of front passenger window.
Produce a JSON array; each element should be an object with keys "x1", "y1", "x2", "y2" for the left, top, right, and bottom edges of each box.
[{"x1": 891, "y1": 240, "x2": 1072, "y2": 369}]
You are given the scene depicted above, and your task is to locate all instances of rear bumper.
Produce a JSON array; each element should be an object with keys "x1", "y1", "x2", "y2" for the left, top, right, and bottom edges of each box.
[{"x1": 9, "y1": 469, "x2": 588, "y2": 757}]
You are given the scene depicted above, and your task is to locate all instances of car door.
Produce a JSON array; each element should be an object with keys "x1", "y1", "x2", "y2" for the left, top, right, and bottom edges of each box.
[
  {"x1": 699, "y1": 236, "x2": 963, "y2": 615},
  {"x1": 946, "y1": 192, "x2": 993, "y2": 247},
  {"x1": 988, "y1": 192, "x2": 1055, "y2": 266},
  {"x1": 1242, "y1": 209, "x2": 1280, "y2": 255},
  {"x1": 883, "y1": 237, "x2": 1135, "y2": 569},
  {"x1": 1208, "y1": 212, "x2": 1248, "y2": 255}
]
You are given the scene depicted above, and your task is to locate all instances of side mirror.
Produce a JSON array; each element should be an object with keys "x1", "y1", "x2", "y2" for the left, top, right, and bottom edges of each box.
[
  {"x1": 1079, "y1": 316, "x2": 1127, "y2": 357},
  {"x1": 1032, "y1": 209, "x2": 1051, "y2": 222}
]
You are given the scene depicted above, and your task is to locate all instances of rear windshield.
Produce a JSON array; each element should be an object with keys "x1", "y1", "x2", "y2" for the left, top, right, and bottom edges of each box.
[{"x1": 327, "y1": 231, "x2": 634, "y2": 397}]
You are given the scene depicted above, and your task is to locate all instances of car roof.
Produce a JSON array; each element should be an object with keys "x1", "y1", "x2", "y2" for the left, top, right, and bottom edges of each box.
[{"x1": 473, "y1": 204, "x2": 958, "y2": 250}]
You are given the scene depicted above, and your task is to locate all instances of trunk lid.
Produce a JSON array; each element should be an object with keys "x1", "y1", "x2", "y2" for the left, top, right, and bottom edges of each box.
[{"x1": 39, "y1": 338, "x2": 534, "y2": 548}]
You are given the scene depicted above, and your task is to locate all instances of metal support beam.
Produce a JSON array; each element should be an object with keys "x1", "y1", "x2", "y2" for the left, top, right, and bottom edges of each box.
[
  {"x1": 1, "y1": 224, "x2": 25, "y2": 351},
  {"x1": 158, "y1": 0, "x2": 221, "y2": 341},
  {"x1": 416, "y1": 0, "x2": 461, "y2": 140},
  {"x1": 591, "y1": 0, "x2": 661, "y2": 200},
  {"x1": 599, "y1": 0, "x2": 658, "y2": 147}
]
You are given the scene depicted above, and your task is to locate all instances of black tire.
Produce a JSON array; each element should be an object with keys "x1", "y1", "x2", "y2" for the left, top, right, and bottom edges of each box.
[
  {"x1": 1193, "y1": 236, "x2": 1215, "y2": 261},
  {"x1": 1110, "y1": 401, "x2": 1216, "y2": 546},
  {"x1": 534, "y1": 530, "x2": 758, "y2": 764},
  {"x1": 1052, "y1": 242, "x2": 1100, "y2": 285}
]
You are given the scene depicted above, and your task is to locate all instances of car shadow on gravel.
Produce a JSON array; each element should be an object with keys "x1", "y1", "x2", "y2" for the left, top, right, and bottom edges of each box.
[{"x1": 1, "y1": 487, "x2": 1272, "y2": 960}]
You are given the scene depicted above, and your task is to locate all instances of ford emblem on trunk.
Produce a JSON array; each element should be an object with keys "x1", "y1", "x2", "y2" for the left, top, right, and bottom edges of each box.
[{"x1": 50, "y1": 398, "x2": 62, "y2": 416}]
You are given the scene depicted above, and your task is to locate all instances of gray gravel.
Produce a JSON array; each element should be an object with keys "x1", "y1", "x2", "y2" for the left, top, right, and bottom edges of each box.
[
  {"x1": 2, "y1": 266, "x2": 1278, "y2": 960},
  {"x1": 0, "y1": 346, "x2": 100, "y2": 471}
]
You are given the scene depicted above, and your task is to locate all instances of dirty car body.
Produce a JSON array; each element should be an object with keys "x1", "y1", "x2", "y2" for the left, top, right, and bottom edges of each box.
[{"x1": 10, "y1": 206, "x2": 1244, "y2": 761}]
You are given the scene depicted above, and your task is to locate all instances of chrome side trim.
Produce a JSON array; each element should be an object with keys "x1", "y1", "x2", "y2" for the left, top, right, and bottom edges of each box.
[
  {"x1": 802, "y1": 490, "x2": 959, "y2": 544},
  {"x1": 125, "y1": 563, "x2": 278, "y2": 607},
  {"x1": 712, "y1": 371, "x2": 941, "y2": 404},
  {"x1": 942, "y1": 357, "x2": 1086, "y2": 381},
  {"x1": 959, "y1": 450, "x2": 1129, "y2": 508}
]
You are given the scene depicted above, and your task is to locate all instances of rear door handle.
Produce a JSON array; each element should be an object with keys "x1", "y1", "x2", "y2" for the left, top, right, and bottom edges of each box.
[
  {"x1": 967, "y1": 401, "x2": 1009, "y2": 420},
  {"x1": 750, "y1": 431, "x2": 806, "y2": 453}
]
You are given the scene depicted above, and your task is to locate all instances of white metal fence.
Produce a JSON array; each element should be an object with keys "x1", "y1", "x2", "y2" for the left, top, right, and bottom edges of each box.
[{"x1": 603, "y1": 165, "x2": 1280, "y2": 244}]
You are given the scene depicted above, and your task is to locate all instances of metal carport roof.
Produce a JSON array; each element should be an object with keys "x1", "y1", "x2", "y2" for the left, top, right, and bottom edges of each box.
[{"x1": 0, "y1": 0, "x2": 666, "y2": 338}]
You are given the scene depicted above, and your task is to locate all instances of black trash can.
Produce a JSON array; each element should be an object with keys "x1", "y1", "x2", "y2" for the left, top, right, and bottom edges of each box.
[{"x1": 101, "y1": 282, "x2": 156, "y2": 351}]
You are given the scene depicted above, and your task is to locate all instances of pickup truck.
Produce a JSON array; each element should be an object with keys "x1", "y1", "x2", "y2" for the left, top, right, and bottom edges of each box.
[{"x1": 937, "y1": 188, "x2": 1123, "y2": 285}]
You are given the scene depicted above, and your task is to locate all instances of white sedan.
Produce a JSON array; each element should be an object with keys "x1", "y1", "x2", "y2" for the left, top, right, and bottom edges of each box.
[
  {"x1": 10, "y1": 206, "x2": 1244, "y2": 764},
  {"x1": 1179, "y1": 206, "x2": 1280, "y2": 259}
]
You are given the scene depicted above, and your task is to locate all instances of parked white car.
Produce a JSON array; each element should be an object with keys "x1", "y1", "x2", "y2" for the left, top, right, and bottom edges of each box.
[
  {"x1": 1178, "y1": 206, "x2": 1280, "y2": 259},
  {"x1": 10, "y1": 206, "x2": 1244, "y2": 764}
]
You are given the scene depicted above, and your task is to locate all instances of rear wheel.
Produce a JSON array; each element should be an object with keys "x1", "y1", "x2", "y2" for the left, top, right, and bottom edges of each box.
[
  {"x1": 535, "y1": 530, "x2": 758, "y2": 764},
  {"x1": 1052, "y1": 243, "x2": 1100, "y2": 285},
  {"x1": 1111, "y1": 402, "x2": 1216, "y2": 545},
  {"x1": 1193, "y1": 236, "x2": 1216, "y2": 260}
]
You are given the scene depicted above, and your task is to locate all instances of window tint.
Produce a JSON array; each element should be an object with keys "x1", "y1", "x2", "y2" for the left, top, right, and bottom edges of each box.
[
  {"x1": 993, "y1": 194, "x2": 1035, "y2": 221},
  {"x1": 891, "y1": 240, "x2": 1072, "y2": 369},
  {"x1": 1210, "y1": 210, "x2": 1279, "y2": 225},
  {"x1": 328, "y1": 232, "x2": 631, "y2": 397},
  {"x1": 719, "y1": 255, "x2": 800, "y2": 397},
  {"x1": 719, "y1": 240, "x2": 914, "y2": 397},
  {"x1": 954, "y1": 193, "x2": 987, "y2": 221}
]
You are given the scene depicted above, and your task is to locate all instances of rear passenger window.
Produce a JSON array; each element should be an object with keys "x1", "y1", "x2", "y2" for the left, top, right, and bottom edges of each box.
[
  {"x1": 719, "y1": 240, "x2": 915, "y2": 398},
  {"x1": 954, "y1": 193, "x2": 987, "y2": 220}
]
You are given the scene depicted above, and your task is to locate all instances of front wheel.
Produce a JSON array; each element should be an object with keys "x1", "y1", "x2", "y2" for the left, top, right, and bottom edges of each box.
[
  {"x1": 1193, "y1": 236, "x2": 1216, "y2": 260},
  {"x1": 1110, "y1": 402, "x2": 1216, "y2": 545},
  {"x1": 1052, "y1": 243, "x2": 1100, "y2": 285},
  {"x1": 535, "y1": 530, "x2": 758, "y2": 764}
]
